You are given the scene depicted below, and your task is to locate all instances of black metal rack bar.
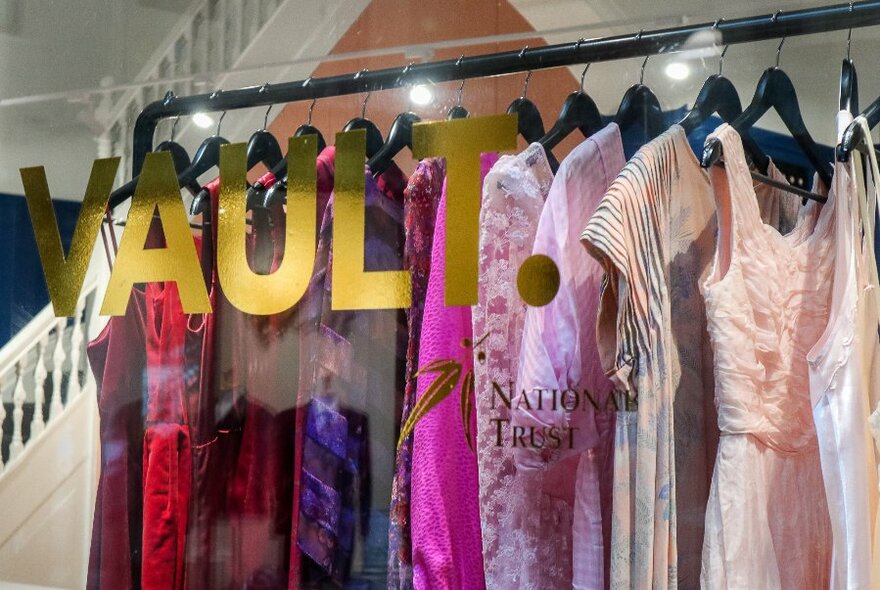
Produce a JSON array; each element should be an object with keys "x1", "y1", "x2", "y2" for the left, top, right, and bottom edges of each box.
[{"x1": 124, "y1": 0, "x2": 880, "y2": 203}]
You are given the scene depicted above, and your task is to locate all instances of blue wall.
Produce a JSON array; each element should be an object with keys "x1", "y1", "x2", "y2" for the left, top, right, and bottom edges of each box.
[{"x1": 0, "y1": 194, "x2": 81, "y2": 346}]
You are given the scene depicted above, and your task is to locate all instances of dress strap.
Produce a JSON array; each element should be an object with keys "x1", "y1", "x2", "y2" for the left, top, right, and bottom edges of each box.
[
  {"x1": 705, "y1": 124, "x2": 759, "y2": 280},
  {"x1": 854, "y1": 116, "x2": 880, "y2": 291}
]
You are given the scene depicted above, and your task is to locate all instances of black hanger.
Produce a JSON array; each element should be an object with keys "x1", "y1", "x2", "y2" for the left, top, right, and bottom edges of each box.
[
  {"x1": 108, "y1": 138, "x2": 197, "y2": 208},
  {"x1": 295, "y1": 98, "x2": 327, "y2": 152},
  {"x1": 679, "y1": 46, "x2": 769, "y2": 173},
  {"x1": 614, "y1": 53, "x2": 666, "y2": 142},
  {"x1": 840, "y1": 7, "x2": 859, "y2": 115},
  {"x1": 245, "y1": 101, "x2": 283, "y2": 172},
  {"x1": 703, "y1": 37, "x2": 833, "y2": 189},
  {"x1": 343, "y1": 73, "x2": 384, "y2": 158},
  {"x1": 187, "y1": 112, "x2": 230, "y2": 216},
  {"x1": 262, "y1": 177, "x2": 287, "y2": 209},
  {"x1": 506, "y1": 70, "x2": 546, "y2": 144},
  {"x1": 447, "y1": 78, "x2": 469, "y2": 120},
  {"x1": 367, "y1": 112, "x2": 420, "y2": 177},
  {"x1": 838, "y1": 95, "x2": 880, "y2": 161},
  {"x1": 540, "y1": 64, "x2": 603, "y2": 153}
]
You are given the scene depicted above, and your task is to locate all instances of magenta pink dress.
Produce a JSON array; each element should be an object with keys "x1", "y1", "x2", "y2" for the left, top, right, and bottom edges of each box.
[{"x1": 411, "y1": 153, "x2": 497, "y2": 590}]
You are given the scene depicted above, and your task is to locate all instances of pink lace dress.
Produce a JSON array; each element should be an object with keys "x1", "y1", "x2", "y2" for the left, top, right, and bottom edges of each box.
[
  {"x1": 700, "y1": 123, "x2": 834, "y2": 588},
  {"x1": 472, "y1": 143, "x2": 559, "y2": 589}
]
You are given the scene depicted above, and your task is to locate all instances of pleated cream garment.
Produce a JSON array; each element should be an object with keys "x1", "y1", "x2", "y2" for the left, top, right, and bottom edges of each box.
[
  {"x1": 700, "y1": 123, "x2": 834, "y2": 588},
  {"x1": 807, "y1": 110, "x2": 880, "y2": 589}
]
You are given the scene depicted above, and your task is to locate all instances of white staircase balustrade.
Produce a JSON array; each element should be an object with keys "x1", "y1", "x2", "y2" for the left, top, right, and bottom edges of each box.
[{"x1": 0, "y1": 280, "x2": 101, "y2": 474}]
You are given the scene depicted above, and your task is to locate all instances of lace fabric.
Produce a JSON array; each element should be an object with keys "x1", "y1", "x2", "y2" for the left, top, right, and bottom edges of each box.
[{"x1": 473, "y1": 143, "x2": 570, "y2": 589}]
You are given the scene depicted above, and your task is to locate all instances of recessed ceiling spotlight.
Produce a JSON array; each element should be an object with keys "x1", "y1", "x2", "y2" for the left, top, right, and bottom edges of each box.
[
  {"x1": 409, "y1": 84, "x2": 434, "y2": 106},
  {"x1": 665, "y1": 61, "x2": 691, "y2": 81},
  {"x1": 192, "y1": 112, "x2": 214, "y2": 128}
]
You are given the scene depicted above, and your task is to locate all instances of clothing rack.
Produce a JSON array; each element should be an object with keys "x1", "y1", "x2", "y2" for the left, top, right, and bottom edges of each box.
[{"x1": 122, "y1": 0, "x2": 880, "y2": 208}]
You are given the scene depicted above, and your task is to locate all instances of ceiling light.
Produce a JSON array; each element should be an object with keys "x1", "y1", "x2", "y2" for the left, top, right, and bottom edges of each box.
[
  {"x1": 192, "y1": 112, "x2": 214, "y2": 128},
  {"x1": 409, "y1": 84, "x2": 433, "y2": 106},
  {"x1": 664, "y1": 61, "x2": 690, "y2": 81}
]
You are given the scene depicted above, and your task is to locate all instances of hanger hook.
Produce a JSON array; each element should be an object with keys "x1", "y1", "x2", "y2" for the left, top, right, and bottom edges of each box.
[
  {"x1": 170, "y1": 115, "x2": 180, "y2": 142},
  {"x1": 719, "y1": 44, "x2": 729, "y2": 76},
  {"x1": 456, "y1": 79, "x2": 465, "y2": 106},
  {"x1": 401, "y1": 61, "x2": 414, "y2": 82},
  {"x1": 259, "y1": 83, "x2": 272, "y2": 129},
  {"x1": 301, "y1": 77, "x2": 317, "y2": 125},
  {"x1": 517, "y1": 46, "x2": 533, "y2": 98},
  {"x1": 353, "y1": 69, "x2": 371, "y2": 117},
  {"x1": 580, "y1": 63, "x2": 591, "y2": 91},
  {"x1": 775, "y1": 36, "x2": 786, "y2": 69},
  {"x1": 640, "y1": 54, "x2": 649, "y2": 85},
  {"x1": 208, "y1": 89, "x2": 225, "y2": 136},
  {"x1": 712, "y1": 18, "x2": 724, "y2": 45},
  {"x1": 307, "y1": 98, "x2": 316, "y2": 126},
  {"x1": 846, "y1": 1, "x2": 854, "y2": 61}
]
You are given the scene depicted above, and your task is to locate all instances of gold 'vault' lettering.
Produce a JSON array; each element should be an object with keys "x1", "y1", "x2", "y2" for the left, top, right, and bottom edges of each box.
[{"x1": 21, "y1": 114, "x2": 518, "y2": 316}]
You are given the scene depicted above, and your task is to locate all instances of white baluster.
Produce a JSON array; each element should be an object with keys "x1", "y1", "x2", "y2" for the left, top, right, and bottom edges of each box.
[
  {"x1": 49, "y1": 318, "x2": 66, "y2": 421},
  {"x1": 31, "y1": 334, "x2": 48, "y2": 437},
  {"x1": 0, "y1": 377, "x2": 5, "y2": 473},
  {"x1": 10, "y1": 362, "x2": 26, "y2": 461},
  {"x1": 68, "y1": 300, "x2": 84, "y2": 400}
]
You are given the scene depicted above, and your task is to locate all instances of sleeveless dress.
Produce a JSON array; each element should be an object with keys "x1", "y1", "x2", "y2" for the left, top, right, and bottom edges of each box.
[
  {"x1": 807, "y1": 111, "x2": 880, "y2": 589},
  {"x1": 700, "y1": 123, "x2": 834, "y2": 588}
]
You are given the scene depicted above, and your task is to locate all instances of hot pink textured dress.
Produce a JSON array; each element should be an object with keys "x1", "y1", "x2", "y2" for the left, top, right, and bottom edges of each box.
[
  {"x1": 411, "y1": 153, "x2": 497, "y2": 590},
  {"x1": 700, "y1": 124, "x2": 834, "y2": 588}
]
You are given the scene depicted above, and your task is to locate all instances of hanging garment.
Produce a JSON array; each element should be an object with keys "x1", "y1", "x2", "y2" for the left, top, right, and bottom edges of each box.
[
  {"x1": 700, "y1": 123, "x2": 834, "y2": 588},
  {"x1": 388, "y1": 157, "x2": 446, "y2": 590},
  {"x1": 142, "y1": 280, "x2": 192, "y2": 590},
  {"x1": 410, "y1": 153, "x2": 497, "y2": 590},
  {"x1": 181, "y1": 182, "x2": 250, "y2": 590},
  {"x1": 294, "y1": 154, "x2": 407, "y2": 588},
  {"x1": 850, "y1": 115, "x2": 880, "y2": 584},
  {"x1": 226, "y1": 188, "x2": 300, "y2": 589},
  {"x1": 581, "y1": 125, "x2": 803, "y2": 589},
  {"x1": 87, "y1": 291, "x2": 147, "y2": 590},
  {"x1": 514, "y1": 124, "x2": 625, "y2": 590},
  {"x1": 581, "y1": 126, "x2": 720, "y2": 589},
  {"x1": 289, "y1": 145, "x2": 337, "y2": 589},
  {"x1": 806, "y1": 110, "x2": 880, "y2": 590},
  {"x1": 472, "y1": 142, "x2": 556, "y2": 589}
]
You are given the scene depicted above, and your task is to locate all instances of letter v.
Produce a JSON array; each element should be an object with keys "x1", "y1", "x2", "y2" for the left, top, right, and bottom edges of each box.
[{"x1": 20, "y1": 158, "x2": 119, "y2": 317}]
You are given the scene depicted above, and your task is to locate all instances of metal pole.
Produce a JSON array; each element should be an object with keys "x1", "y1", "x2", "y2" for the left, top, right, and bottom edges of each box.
[{"x1": 127, "y1": 0, "x2": 880, "y2": 186}]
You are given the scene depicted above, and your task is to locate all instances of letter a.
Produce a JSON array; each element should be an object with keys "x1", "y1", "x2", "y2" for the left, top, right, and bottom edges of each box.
[{"x1": 101, "y1": 151, "x2": 210, "y2": 315}]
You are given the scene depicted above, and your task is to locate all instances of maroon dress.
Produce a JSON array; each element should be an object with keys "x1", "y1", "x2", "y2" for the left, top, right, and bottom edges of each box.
[{"x1": 87, "y1": 291, "x2": 147, "y2": 590}]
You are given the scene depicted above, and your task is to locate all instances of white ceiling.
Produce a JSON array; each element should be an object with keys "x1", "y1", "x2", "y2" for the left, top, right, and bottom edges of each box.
[{"x1": 1, "y1": 0, "x2": 876, "y2": 199}]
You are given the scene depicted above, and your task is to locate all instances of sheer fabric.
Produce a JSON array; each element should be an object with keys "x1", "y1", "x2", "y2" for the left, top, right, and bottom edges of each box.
[
  {"x1": 581, "y1": 125, "x2": 803, "y2": 589},
  {"x1": 473, "y1": 143, "x2": 560, "y2": 589},
  {"x1": 701, "y1": 123, "x2": 833, "y2": 588},
  {"x1": 514, "y1": 125, "x2": 626, "y2": 590}
]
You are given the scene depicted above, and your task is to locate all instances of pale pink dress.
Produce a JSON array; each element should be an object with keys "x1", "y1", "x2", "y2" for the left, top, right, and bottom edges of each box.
[
  {"x1": 410, "y1": 154, "x2": 497, "y2": 590},
  {"x1": 701, "y1": 123, "x2": 834, "y2": 588},
  {"x1": 514, "y1": 124, "x2": 626, "y2": 590}
]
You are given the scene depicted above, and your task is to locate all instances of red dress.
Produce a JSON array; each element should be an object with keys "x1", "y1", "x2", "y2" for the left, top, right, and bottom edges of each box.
[{"x1": 87, "y1": 291, "x2": 147, "y2": 590}]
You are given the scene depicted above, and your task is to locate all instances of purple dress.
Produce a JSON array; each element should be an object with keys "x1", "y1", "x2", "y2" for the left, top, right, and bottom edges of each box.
[{"x1": 411, "y1": 153, "x2": 497, "y2": 590}]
